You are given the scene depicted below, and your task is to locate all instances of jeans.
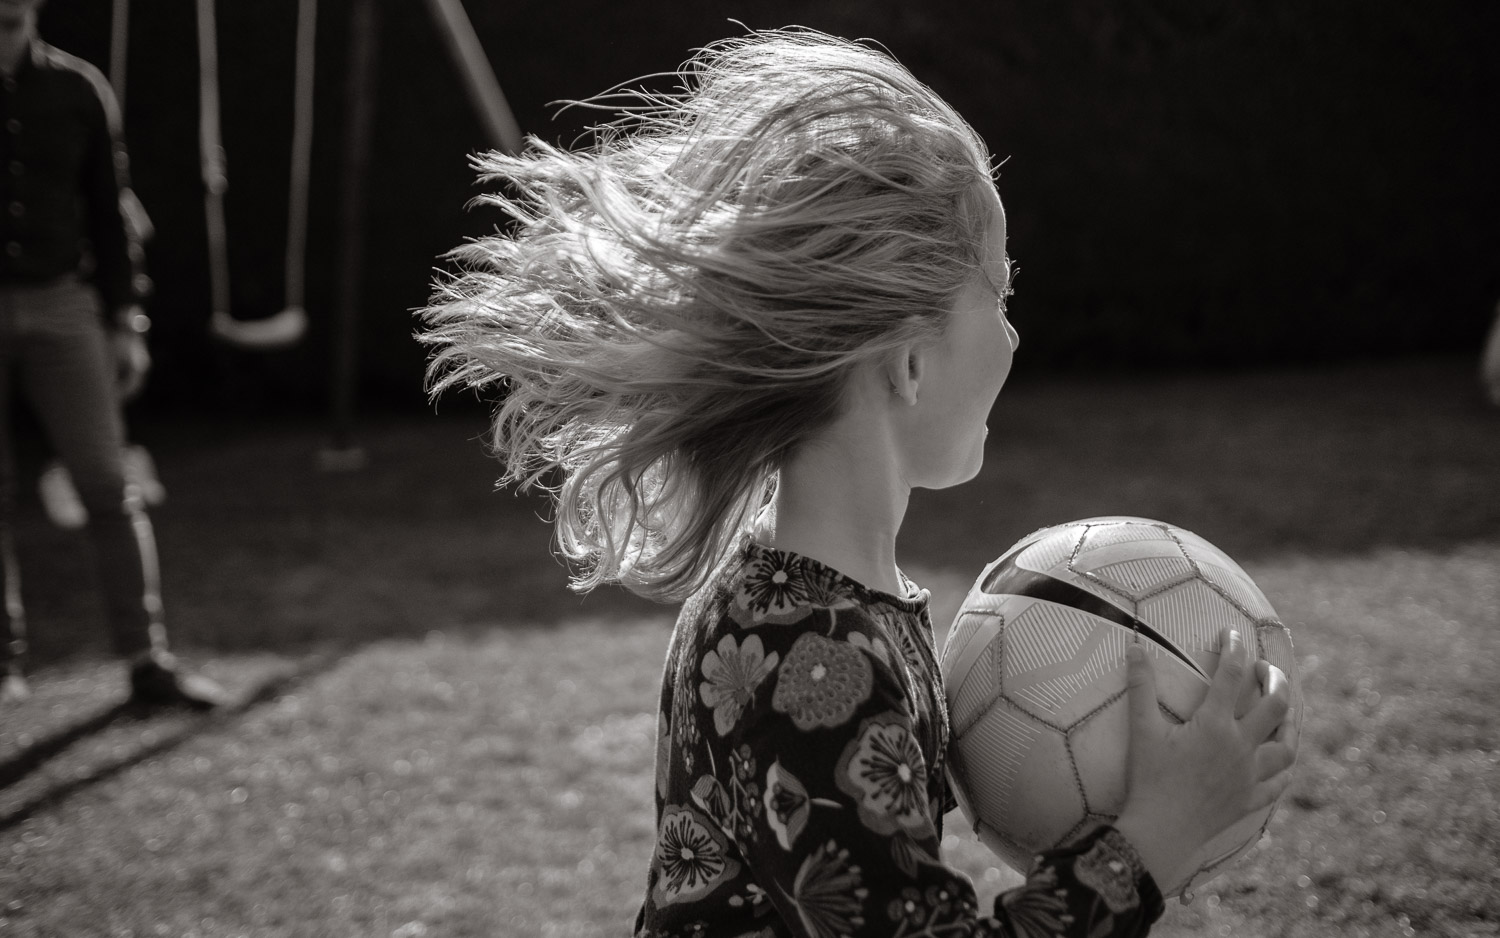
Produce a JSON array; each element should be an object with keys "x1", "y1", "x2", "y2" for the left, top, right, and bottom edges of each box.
[{"x1": 0, "y1": 275, "x2": 165, "y2": 668}]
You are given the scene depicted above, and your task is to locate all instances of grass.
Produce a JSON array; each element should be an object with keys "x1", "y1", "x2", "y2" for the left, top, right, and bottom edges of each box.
[{"x1": 2, "y1": 355, "x2": 1498, "y2": 937}]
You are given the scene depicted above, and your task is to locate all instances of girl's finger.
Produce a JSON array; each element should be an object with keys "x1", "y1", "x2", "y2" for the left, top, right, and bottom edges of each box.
[
  {"x1": 1204, "y1": 627, "x2": 1248, "y2": 717},
  {"x1": 1124, "y1": 641, "x2": 1162, "y2": 734},
  {"x1": 1241, "y1": 665, "x2": 1291, "y2": 744},
  {"x1": 1248, "y1": 766, "x2": 1296, "y2": 813},
  {"x1": 1255, "y1": 739, "x2": 1297, "y2": 780}
]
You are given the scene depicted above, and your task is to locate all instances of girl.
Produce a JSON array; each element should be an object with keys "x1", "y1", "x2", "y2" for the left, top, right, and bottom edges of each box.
[{"x1": 420, "y1": 29, "x2": 1295, "y2": 938}]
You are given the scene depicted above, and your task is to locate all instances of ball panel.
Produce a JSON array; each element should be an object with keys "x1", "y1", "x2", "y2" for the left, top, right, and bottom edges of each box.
[
  {"x1": 974, "y1": 820, "x2": 1035, "y2": 878},
  {"x1": 1085, "y1": 555, "x2": 1197, "y2": 600},
  {"x1": 1067, "y1": 696, "x2": 1129, "y2": 817},
  {"x1": 1171, "y1": 529, "x2": 1282, "y2": 621},
  {"x1": 1194, "y1": 559, "x2": 1280, "y2": 621},
  {"x1": 942, "y1": 606, "x2": 988, "y2": 670},
  {"x1": 1002, "y1": 604, "x2": 1131, "y2": 728},
  {"x1": 950, "y1": 587, "x2": 1020, "y2": 622},
  {"x1": 1011, "y1": 527, "x2": 1085, "y2": 580},
  {"x1": 941, "y1": 599, "x2": 998, "y2": 685},
  {"x1": 956, "y1": 701, "x2": 1080, "y2": 862},
  {"x1": 1002, "y1": 599, "x2": 1095, "y2": 679},
  {"x1": 1056, "y1": 562, "x2": 1144, "y2": 609},
  {"x1": 1139, "y1": 578, "x2": 1249, "y2": 654},
  {"x1": 948, "y1": 617, "x2": 1003, "y2": 737},
  {"x1": 1144, "y1": 640, "x2": 1214, "y2": 723},
  {"x1": 1158, "y1": 525, "x2": 1219, "y2": 560},
  {"x1": 1253, "y1": 622, "x2": 1296, "y2": 671},
  {"x1": 1077, "y1": 520, "x2": 1172, "y2": 554},
  {"x1": 1253, "y1": 623, "x2": 1303, "y2": 722}
]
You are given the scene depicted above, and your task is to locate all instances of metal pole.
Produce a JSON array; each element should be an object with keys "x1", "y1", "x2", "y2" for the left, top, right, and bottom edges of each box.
[
  {"x1": 109, "y1": 0, "x2": 129, "y2": 107},
  {"x1": 283, "y1": 0, "x2": 318, "y2": 316},
  {"x1": 319, "y1": 0, "x2": 380, "y2": 472},
  {"x1": 422, "y1": 0, "x2": 523, "y2": 153}
]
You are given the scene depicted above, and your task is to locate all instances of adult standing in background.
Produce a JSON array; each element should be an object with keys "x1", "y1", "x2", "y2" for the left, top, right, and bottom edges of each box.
[{"x1": 0, "y1": 0, "x2": 224, "y2": 707}]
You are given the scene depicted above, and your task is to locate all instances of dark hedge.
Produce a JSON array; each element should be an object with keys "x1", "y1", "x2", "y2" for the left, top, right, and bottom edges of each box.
[{"x1": 36, "y1": 0, "x2": 1500, "y2": 411}]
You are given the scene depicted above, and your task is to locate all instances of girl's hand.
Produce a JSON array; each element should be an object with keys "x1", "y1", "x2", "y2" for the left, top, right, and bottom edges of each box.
[
  {"x1": 1112, "y1": 625, "x2": 1296, "y2": 890},
  {"x1": 113, "y1": 306, "x2": 153, "y2": 400}
]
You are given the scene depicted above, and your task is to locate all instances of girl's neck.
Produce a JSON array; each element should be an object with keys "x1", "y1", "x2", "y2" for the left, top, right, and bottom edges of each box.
[{"x1": 758, "y1": 428, "x2": 910, "y2": 596}]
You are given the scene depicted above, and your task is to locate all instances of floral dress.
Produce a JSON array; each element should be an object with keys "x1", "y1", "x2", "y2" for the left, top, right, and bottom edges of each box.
[{"x1": 634, "y1": 542, "x2": 1164, "y2": 938}]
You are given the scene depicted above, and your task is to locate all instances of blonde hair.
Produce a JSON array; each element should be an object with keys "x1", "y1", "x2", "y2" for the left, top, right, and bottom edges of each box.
[{"x1": 421, "y1": 28, "x2": 996, "y2": 602}]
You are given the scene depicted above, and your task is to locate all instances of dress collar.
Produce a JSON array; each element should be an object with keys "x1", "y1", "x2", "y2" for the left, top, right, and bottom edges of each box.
[{"x1": 741, "y1": 540, "x2": 929, "y2": 615}]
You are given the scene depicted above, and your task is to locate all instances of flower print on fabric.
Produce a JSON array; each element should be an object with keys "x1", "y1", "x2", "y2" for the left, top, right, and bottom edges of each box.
[
  {"x1": 889, "y1": 831, "x2": 943, "y2": 878},
  {"x1": 656, "y1": 710, "x2": 671, "y2": 802},
  {"x1": 885, "y1": 880, "x2": 976, "y2": 936},
  {"x1": 699, "y1": 633, "x2": 779, "y2": 736},
  {"x1": 763, "y1": 760, "x2": 839, "y2": 852},
  {"x1": 729, "y1": 742, "x2": 757, "y2": 785},
  {"x1": 764, "y1": 760, "x2": 811, "y2": 850},
  {"x1": 887, "y1": 887, "x2": 926, "y2": 930},
  {"x1": 890, "y1": 614, "x2": 931, "y2": 675},
  {"x1": 691, "y1": 751, "x2": 763, "y2": 847},
  {"x1": 835, "y1": 713, "x2": 933, "y2": 839},
  {"x1": 727, "y1": 744, "x2": 764, "y2": 844},
  {"x1": 671, "y1": 652, "x2": 701, "y2": 774},
  {"x1": 771, "y1": 632, "x2": 873, "y2": 731},
  {"x1": 731, "y1": 549, "x2": 815, "y2": 626},
  {"x1": 725, "y1": 882, "x2": 771, "y2": 918},
  {"x1": 998, "y1": 864, "x2": 1075, "y2": 938},
  {"x1": 652, "y1": 805, "x2": 741, "y2": 907},
  {"x1": 1071, "y1": 829, "x2": 1142, "y2": 915},
  {"x1": 846, "y1": 629, "x2": 894, "y2": 670},
  {"x1": 690, "y1": 775, "x2": 733, "y2": 834},
  {"x1": 791, "y1": 840, "x2": 868, "y2": 938},
  {"x1": 800, "y1": 562, "x2": 858, "y2": 613}
]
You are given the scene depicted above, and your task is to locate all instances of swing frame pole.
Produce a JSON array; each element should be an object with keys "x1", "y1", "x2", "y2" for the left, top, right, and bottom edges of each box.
[
  {"x1": 422, "y1": 0, "x2": 523, "y2": 154},
  {"x1": 282, "y1": 0, "x2": 317, "y2": 318},
  {"x1": 318, "y1": 0, "x2": 380, "y2": 472},
  {"x1": 109, "y1": 0, "x2": 129, "y2": 107},
  {"x1": 195, "y1": 0, "x2": 232, "y2": 328}
]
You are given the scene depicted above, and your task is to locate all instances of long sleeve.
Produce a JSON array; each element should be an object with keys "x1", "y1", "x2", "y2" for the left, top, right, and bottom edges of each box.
[
  {"x1": 78, "y1": 55, "x2": 139, "y2": 314},
  {"x1": 636, "y1": 544, "x2": 1164, "y2": 938}
]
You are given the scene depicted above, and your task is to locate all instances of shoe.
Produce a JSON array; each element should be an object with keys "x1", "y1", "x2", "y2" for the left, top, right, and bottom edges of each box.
[
  {"x1": 0, "y1": 670, "x2": 29, "y2": 704},
  {"x1": 130, "y1": 652, "x2": 229, "y2": 710},
  {"x1": 123, "y1": 444, "x2": 167, "y2": 507},
  {"x1": 38, "y1": 462, "x2": 88, "y2": 529}
]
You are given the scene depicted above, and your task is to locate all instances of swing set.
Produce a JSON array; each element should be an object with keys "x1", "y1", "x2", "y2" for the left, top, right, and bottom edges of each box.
[{"x1": 122, "y1": 0, "x2": 523, "y2": 423}]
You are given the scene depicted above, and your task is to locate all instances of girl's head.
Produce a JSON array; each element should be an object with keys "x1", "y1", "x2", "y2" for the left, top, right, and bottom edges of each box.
[{"x1": 422, "y1": 28, "x2": 1003, "y2": 601}]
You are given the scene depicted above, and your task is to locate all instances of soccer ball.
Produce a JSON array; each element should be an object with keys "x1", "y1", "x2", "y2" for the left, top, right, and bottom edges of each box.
[{"x1": 939, "y1": 516, "x2": 1301, "y2": 898}]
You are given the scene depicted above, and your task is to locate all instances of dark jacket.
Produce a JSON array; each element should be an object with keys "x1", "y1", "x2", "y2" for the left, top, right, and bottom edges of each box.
[{"x1": 0, "y1": 37, "x2": 141, "y2": 316}]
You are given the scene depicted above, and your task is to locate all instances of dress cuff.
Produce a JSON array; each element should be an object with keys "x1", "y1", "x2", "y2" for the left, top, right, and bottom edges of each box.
[
  {"x1": 1094, "y1": 827, "x2": 1152, "y2": 886},
  {"x1": 1037, "y1": 825, "x2": 1165, "y2": 923}
]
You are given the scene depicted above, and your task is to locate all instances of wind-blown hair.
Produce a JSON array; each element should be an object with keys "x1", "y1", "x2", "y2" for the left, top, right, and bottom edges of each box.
[{"x1": 420, "y1": 28, "x2": 996, "y2": 602}]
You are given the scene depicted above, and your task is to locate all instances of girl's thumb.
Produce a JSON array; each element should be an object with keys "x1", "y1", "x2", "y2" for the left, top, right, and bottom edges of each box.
[{"x1": 1125, "y1": 642, "x2": 1160, "y2": 729}]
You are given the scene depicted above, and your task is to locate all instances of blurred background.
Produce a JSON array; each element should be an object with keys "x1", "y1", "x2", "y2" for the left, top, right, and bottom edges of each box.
[{"x1": 34, "y1": 0, "x2": 1500, "y2": 416}]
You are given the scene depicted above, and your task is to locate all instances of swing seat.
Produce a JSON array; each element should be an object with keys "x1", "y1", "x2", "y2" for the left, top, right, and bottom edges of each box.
[{"x1": 209, "y1": 307, "x2": 309, "y2": 350}]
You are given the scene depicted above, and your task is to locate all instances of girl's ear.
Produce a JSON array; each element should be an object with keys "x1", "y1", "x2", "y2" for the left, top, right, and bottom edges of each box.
[{"x1": 884, "y1": 341, "x2": 922, "y2": 406}]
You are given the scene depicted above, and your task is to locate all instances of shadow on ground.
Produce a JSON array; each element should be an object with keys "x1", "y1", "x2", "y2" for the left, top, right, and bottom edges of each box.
[
  {"x1": 7, "y1": 354, "x2": 1497, "y2": 668},
  {"x1": 0, "y1": 651, "x2": 344, "y2": 828},
  {"x1": 2, "y1": 353, "x2": 1495, "y2": 851}
]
